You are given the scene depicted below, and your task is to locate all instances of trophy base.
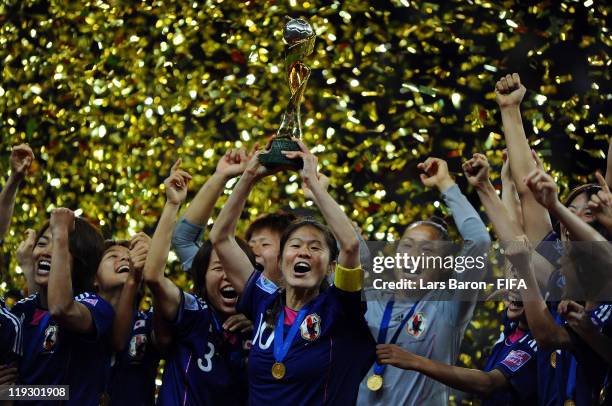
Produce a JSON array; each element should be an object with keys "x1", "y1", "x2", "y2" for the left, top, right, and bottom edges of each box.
[{"x1": 258, "y1": 138, "x2": 303, "y2": 170}]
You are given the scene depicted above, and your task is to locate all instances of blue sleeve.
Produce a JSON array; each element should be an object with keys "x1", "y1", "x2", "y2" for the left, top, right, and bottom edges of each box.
[
  {"x1": 589, "y1": 303, "x2": 612, "y2": 333},
  {"x1": 236, "y1": 271, "x2": 277, "y2": 321},
  {"x1": 171, "y1": 291, "x2": 210, "y2": 338},
  {"x1": 495, "y1": 339, "x2": 538, "y2": 399},
  {"x1": 535, "y1": 231, "x2": 564, "y2": 268},
  {"x1": 0, "y1": 305, "x2": 22, "y2": 361},
  {"x1": 75, "y1": 293, "x2": 115, "y2": 340},
  {"x1": 172, "y1": 217, "x2": 205, "y2": 271},
  {"x1": 440, "y1": 184, "x2": 491, "y2": 325}
]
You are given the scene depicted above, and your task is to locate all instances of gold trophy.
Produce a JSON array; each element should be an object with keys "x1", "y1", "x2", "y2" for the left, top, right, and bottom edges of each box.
[{"x1": 259, "y1": 17, "x2": 316, "y2": 169}]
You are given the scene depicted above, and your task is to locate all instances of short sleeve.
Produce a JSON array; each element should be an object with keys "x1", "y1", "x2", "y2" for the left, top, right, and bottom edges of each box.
[
  {"x1": 236, "y1": 271, "x2": 277, "y2": 321},
  {"x1": 495, "y1": 340, "x2": 538, "y2": 399},
  {"x1": 172, "y1": 291, "x2": 209, "y2": 337},
  {"x1": 0, "y1": 305, "x2": 22, "y2": 360},
  {"x1": 75, "y1": 293, "x2": 115, "y2": 340},
  {"x1": 535, "y1": 231, "x2": 564, "y2": 268},
  {"x1": 172, "y1": 217, "x2": 205, "y2": 271}
]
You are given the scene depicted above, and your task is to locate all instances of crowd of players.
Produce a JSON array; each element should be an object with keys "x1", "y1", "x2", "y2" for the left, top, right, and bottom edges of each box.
[{"x1": 0, "y1": 74, "x2": 611, "y2": 405}]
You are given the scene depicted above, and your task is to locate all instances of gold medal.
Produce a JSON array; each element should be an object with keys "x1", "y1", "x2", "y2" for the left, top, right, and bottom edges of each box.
[
  {"x1": 272, "y1": 362, "x2": 286, "y2": 380},
  {"x1": 563, "y1": 400, "x2": 575, "y2": 406},
  {"x1": 550, "y1": 352, "x2": 557, "y2": 368},
  {"x1": 367, "y1": 374, "x2": 384, "y2": 391}
]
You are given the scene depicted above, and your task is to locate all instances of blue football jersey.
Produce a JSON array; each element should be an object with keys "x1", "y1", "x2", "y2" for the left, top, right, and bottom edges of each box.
[
  {"x1": 482, "y1": 315, "x2": 538, "y2": 406},
  {"x1": 157, "y1": 290, "x2": 249, "y2": 406},
  {"x1": 0, "y1": 297, "x2": 21, "y2": 364},
  {"x1": 108, "y1": 309, "x2": 160, "y2": 406},
  {"x1": 238, "y1": 271, "x2": 376, "y2": 406},
  {"x1": 11, "y1": 292, "x2": 114, "y2": 406}
]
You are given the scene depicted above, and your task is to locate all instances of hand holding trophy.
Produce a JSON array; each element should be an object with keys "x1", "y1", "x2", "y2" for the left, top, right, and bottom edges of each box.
[{"x1": 258, "y1": 17, "x2": 316, "y2": 170}]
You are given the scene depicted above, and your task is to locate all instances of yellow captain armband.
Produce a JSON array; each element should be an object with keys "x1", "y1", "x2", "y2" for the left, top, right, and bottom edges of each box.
[{"x1": 334, "y1": 264, "x2": 363, "y2": 292}]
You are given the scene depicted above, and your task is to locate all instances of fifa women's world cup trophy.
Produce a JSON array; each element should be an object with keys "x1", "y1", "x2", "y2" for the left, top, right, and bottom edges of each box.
[{"x1": 258, "y1": 17, "x2": 316, "y2": 170}]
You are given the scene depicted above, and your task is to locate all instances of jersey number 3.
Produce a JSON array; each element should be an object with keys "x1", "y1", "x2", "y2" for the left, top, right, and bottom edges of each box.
[{"x1": 197, "y1": 342, "x2": 215, "y2": 372}]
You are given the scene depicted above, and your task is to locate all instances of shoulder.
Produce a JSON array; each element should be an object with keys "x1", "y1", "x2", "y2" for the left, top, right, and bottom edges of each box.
[
  {"x1": 182, "y1": 291, "x2": 209, "y2": 312},
  {"x1": 75, "y1": 292, "x2": 113, "y2": 314},
  {"x1": 12, "y1": 293, "x2": 39, "y2": 315}
]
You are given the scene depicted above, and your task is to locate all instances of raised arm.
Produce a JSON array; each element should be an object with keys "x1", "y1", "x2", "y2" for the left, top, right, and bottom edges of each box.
[
  {"x1": 16, "y1": 229, "x2": 38, "y2": 296},
  {"x1": 501, "y1": 149, "x2": 523, "y2": 229},
  {"x1": 526, "y1": 169, "x2": 611, "y2": 245},
  {"x1": 587, "y1": 172, "x2": 612, "y2": 234},
  {"x1": 558, "y1": 300, "x2": 612, "y2": 365},
  {"x1": 47, "y1": 209, "x2": 96, "y2": 334},
  {"x1": 143, "y1": 161, "x2": 191, "y2": 322},
  {"x1": 283, "y1": 140, "x2": 359, "y2": 269},
  {"x1": 376, "y1": 344, "x2": 509, "y2": 396},
  {"x1": 0, "y1": 144, "x2": 34, "y2": 240},
  {"x1": 465, "y1": 154, "x2": 552, "y2": 287},
  {"x1": 110, "y1": 233, "x2": 150, "y2": 352},
  {"x1": 172, "y1": 149, "x2": 248, "y2": 270},
  {"x1": 464, "y1": 153, "x2": 522, "y2": 242},
  {"x1": 505, "y1": 236, "x2": 573, "y2": 350},
  {"x1": 606, "y1": 137, "x2": 612, "y2": 189},
  {"x1": 495, "y1": 74, "x2": 552, "y2": 242},
  {"x1": 210, "y1": 147, "x2": 276, "y2": 293}
]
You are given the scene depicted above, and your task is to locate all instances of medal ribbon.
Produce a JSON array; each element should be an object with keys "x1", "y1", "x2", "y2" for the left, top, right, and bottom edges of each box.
[
  {"x1": 566, "y1": 356, "x2": 576, "y2": 402},
  {"x1": 273, "y1": 306, "x2": 310, "y2": 364},
  {"x1": 373, "y1": 298, "x2": 420, "y2": 376}
]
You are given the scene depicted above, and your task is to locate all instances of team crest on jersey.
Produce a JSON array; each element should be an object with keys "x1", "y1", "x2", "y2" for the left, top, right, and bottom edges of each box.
[
  {"x1": 405, "y1": 312, "x2": 426, "y2": 337},
  {"x1": 129, "y1": 334, "x2": 148, "y2": 361},
  {"x1": 501, "y1": 350, "x2": 531, "y2": 372},
  {"x1": 43, "y1": 325, "x2": 58, "y2": 351},
  {"x1": 133, "y1": 319, "x2": 146, "y2": 330},
  {"x1": 300, "y1": 313, "x2": 321, "y2": 342}
]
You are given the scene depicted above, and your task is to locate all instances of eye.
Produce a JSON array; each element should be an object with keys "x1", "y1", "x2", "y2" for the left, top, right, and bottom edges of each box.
[
  {"x1": 262, "y1": 243, "x2": 271, "y2": 247},
  {"x1": 310, "y1": 245, "x2": 322, "y2": 251},
  {"x1": 289, "y1": 243, "x2": 300, "y2": 248}
]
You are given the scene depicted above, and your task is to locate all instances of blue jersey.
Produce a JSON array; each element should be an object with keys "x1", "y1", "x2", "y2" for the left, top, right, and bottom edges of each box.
[
  {"x1": 590, "y1": 304, "x2": 612, "y2": 405},
  {"x1": 11, "y1": 292, "x2": 114, "y2": 406},
  {"x1": 157, "y1": 290, "x2": 249, "y2": 406},
  {"x1": 482, "y1": 316, "x2": 538, "y2": 406},
  {"x1": 0, "y1": 298, "x2": 21, "y2": 363},
  {"x1": 108, "y1": 309, "x2": 160, "y2": 406},
  {"x1": 238, "y1": 270, "x2": 376, "y2": 406}
]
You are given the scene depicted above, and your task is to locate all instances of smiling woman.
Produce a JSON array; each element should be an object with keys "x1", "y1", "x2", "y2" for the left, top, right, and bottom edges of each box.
[{"x1": 210, "y1": 139, "x2": 376, "y2": 405}]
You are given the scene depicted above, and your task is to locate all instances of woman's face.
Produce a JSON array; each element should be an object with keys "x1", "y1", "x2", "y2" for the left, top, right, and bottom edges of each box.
[
  {"x1": 32, "y1": 228, "x2": 74, "y2": 288},
  {"x1": 96, "y1": 245, "x2": 130, "y2": 293},
  {"x1": 249, "y1": 227, "x2": 281, "y2": 278},
  {"x1": 280, "y1": 225, "x2": 333, "y2": 291},
  {"x1": 205, "y1": 250, "x2": 238, "y2": 317},
  {"x1": 562, "y1": 192, "x2": 592, "y2": 240},
  {"x1": 395, "y1": 225, "x2": 444, "y2": 285},
  {"x1": 505, "y1": 291, "x2": 525, "y2": 321}
]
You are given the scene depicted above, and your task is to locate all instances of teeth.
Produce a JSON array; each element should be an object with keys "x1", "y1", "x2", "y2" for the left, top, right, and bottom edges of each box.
[
  {"x1": 117, "y1": 266, "x2": 130, "y2": 274},
  {"x1": 294, "y1": 262, "x2": 311, "y2": 273},
  {"x1": 221, "y1": 287, "x2": 235, "y2": 293},
  {"x1": 38, "y1": 260, "x2": 51, "y2": 272}
]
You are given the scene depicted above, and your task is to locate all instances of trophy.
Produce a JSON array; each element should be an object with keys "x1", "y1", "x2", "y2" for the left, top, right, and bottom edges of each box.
[{"x1": 259, "y1": 17, "x2": 316, "y2": 169}]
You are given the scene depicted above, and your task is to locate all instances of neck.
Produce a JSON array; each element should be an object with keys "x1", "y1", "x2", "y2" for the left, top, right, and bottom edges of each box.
[
  {"x1": 39, "y1": 288, "x2": 48, "y2": 309},
  {"x1": 285, "y1": 286, "x2": 319, "y2": 310},
  {"x1": 99, "y1": 288, "x2": 122, "y2": 309},
  {"x1": 264, "y1": 266, "x2": 283, "y2": 287},
  {"x1": 518, "y1": 319, "x2": 528, "y2": 331}
]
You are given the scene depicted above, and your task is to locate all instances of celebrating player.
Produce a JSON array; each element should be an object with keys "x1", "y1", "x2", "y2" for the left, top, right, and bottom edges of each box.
[
  {"x1": 210, "y1": 139, "x2": 376, "y2": 405},
  {"x1": 144, "y1": 160, "x2": 253, "y2": 405}
]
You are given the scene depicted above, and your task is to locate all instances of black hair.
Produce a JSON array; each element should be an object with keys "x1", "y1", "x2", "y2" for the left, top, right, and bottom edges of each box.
[
  {"x1": 191, "y1": 238, "x2": 255, "y2": 301},
  {"x1": 245, "y1": 211, "x2": 297, "y2": 242},
  {"x1": 36, "y1": 217, "x2": 105, "y2": 295}
]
